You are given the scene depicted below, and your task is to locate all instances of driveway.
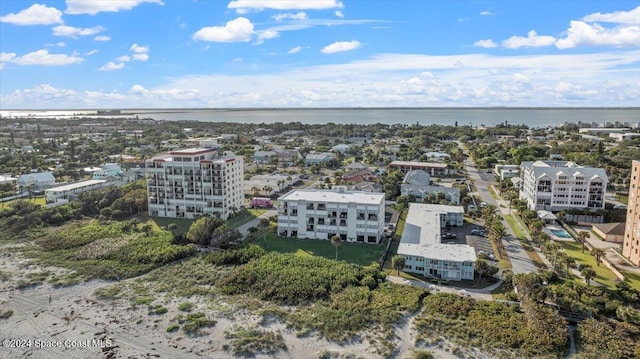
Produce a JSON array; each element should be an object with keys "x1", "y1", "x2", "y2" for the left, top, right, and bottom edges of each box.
[{"x1": 462, "y1": 156, "x2": 537, "y2": 275}]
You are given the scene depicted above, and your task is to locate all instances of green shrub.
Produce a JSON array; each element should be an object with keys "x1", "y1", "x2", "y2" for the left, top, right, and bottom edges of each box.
[
  {"x1": 178, "y1": 302, "x2": 195, "y2": 312},
  {"x1": 207, "y1": 245, "x2": 265, "y2": 266},
  {"x1": 217, "y1": 252, "x2": 384, "y2": 305},
  {"x1": 183, "y1": 312, "x2": 216, "y2": 336},
  {"x1": 166, "y1": 324, "x2": 180, "y2": 332}
]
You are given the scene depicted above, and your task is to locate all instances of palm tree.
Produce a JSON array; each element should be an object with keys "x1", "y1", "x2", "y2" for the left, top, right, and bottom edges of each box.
[
  {"x1": 262, "y1": 185, "x2": 272, "y2": 197},
  {"x1": 555, "y1": 251, "x2": 567, "y2": 275},
  {"x1": 392, "y1": 255, "x2": 406, "y2": 275},
  {"x1": 475, "y1": 259, "x2": 490, "y2": 284},
  {"x1": 331, "y1": 235, "x2": 342, "y2": 260},
  {"x1": 592, "y1": 248, "x2": 605, "y2": 266},
  {"x1": 577, "y1": 231, "x2": 591, "y2": 253},
  {"x1": 580, "y1": 264, "x2": 596, "y2": 285}
]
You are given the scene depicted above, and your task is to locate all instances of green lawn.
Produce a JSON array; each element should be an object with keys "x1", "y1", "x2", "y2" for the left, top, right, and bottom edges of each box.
[
  {"x1": 150, "y1": 217, "x2": 193, "y2": 236},
  {"x1": 620, "y1": 271, "x2": 640, "y2": 291},
  {"x1": 226, "y1": 208, "x2": 268, "y2": 229},
  {"x1": 558, "y1": 241, "x2": 619, "y2": 289},
  {"x1": 0, "y1": 196, "x2": 46, "y2": 207},
  {"x1": 616, "y1": 194, "x2": 629, "y2": 205},
  {"x1": 255, "y1": 233, "x2": 387, "y2": 267}
]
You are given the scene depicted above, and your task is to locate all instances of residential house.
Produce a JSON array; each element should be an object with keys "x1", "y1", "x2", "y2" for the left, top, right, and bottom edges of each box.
[
  {"x1": 304, "y1": 152, "x2": 335, "y2": 164},
  {"x1": 17, "y1": 172, "x2": 56, "y2": 193},
  {"x1": 388, "y1": 161, "x2": 450, "y2": 177},
  {"x1": 593, "y1": 222, "x2": 625, "y2": 243},
  {"x1": 253, "y1": 150, "x2": 277, "y2": 165}
]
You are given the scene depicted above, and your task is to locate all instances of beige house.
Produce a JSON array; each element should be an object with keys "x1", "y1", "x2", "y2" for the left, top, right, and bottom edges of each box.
[{"x1": 592, "y1": 222, "x2": 625, "y2": 243}]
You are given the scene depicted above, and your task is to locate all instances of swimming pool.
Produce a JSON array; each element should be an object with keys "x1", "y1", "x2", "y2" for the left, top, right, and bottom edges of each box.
[{"x1": 550, "y1": 229, "x2": 571, "y2": 238}]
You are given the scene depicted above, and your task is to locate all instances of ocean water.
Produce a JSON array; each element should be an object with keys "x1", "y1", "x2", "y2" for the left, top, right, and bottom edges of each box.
[{"x1": 2, "y1": 108, "x2": 638, "y2": 128}]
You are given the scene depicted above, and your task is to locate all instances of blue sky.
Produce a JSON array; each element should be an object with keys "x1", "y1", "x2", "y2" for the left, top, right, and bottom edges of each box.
[{"x1": 1, "y1": 0, "x2": 639, "y2": 108}]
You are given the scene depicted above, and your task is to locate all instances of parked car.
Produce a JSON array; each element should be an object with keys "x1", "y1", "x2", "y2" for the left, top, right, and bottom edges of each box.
[
  {"x1": 443, "y1": 232, "x2": 457, "y2": 239},
  {"x1": 471, "y1": 229, "x2": 486, "y2": 236},
  {"x1": 403, "y1": 279, "x2": 412, "y2": 285},
  {"x1": 429, "y1": 285, "x2": 440, "y2": 292},
  {"x1": 480, "y1": 201, "x2": 487, "y2": 208},
  {"x1": 488, "y1": 253, "x2": 496, "y2": 261},
  {"x1": 459, "y1": 289, "x2": 471, "y2": 297}
]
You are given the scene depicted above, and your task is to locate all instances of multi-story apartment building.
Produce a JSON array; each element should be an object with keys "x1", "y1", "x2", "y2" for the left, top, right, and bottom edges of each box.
[
  {"x1": 388, "y1": 161, "x2": 449, "y2": 176},
  {"x1": 398, "y1": 204, "x2": 475, "y2": 281},
  {"x1": 277, "y1": 188, "x2": 385, "y2": 243},
  {"x1": 519, "y1": 161, "x2": 608, "y2": 212},
  {"x1": 146, "y1": 148, "x2": 243, "y2": 220},
  {"x1": 623, "y1": 160, "x2": 640, "y2": 266}
]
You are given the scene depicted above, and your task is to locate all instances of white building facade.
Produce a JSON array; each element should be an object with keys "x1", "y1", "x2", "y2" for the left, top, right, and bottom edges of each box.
[
  {"x1": 146, "y1": 148, "x2": 244, "y2": 220},
  {"x1": 277, "y1": 189, "x2": 385, "y2": 243},
  {"x1": 519, "y1": 161, "x2": 608, "y2": 212},
  {"x1": 45, "y1": 180, "x2": 110, "y2": 204},
  {"x1": 398, "y1": 204, "x2": 475, "y2": 281}
]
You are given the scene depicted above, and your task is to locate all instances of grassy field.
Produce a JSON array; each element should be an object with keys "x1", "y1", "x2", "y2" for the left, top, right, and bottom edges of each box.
[
  {"x1": 0, "y1": 196, "x2": 46, "y2": 207},
  {"x1": 616, "y1": 194, "x2": 629, "y2": 205},
  {"x1": 226, "y1": 208, "x2": 269, "y2": 229},
  {"x1": 558, "y1": 240, "x2": 619, "y2": 289},
  {"x1": 150, "y1": 217, "x2": 194, "y2": 236},
  {"x1": 621, "y1": 271, "x2": 640, "y2": 291},
  {"x1": 254, "y1": 233, "x2": 387, "y2": 267}
]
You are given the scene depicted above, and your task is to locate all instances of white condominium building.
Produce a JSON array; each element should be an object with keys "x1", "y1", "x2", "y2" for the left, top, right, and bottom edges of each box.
[
  {"x1": 277, "y1": 189, "x2": 385, "y2": 243},
  {"x1": 398, "y1": 204, "x2": 475, "y2": 281},
  {"x1": 519, "y1": 161, "x2": 608, "y2": 212},
  {"x1": 146, "y1": 148, "x2": 244, "y2": 220}
]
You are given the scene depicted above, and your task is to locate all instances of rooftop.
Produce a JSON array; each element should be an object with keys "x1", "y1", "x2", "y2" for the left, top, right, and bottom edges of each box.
[
  {"x1": 389, "y1": 160, "x2": 448, "y2": 169},
  {"x1": 46, "y1": 180, "x2": 107, "y2": 192},
  {"x1": 278, "y1": 189, "x2": 385, "y2": 205},
  {"x1": 398, "y1": 203, "x2": 475, "y2": 262}
]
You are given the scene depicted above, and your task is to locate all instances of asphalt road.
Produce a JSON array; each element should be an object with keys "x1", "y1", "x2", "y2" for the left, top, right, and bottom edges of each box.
[{"x1": 463, "y1": 157, "x2": 537, "y2": 275}]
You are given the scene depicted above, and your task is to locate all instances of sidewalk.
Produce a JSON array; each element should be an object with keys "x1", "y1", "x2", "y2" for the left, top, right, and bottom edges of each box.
[{"x1": 236, "y1": 209, "x2": 277, "y2": 237}]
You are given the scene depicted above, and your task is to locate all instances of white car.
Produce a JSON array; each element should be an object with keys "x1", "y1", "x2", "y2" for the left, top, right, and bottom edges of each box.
[
  {"x1": 458, "y1": 289, "x2": 471, "y2": 297},
  {"x1": 403, "y1": 279, "x2": 412, "y2": 285},
  {"x1": 429, "y1": 285, "x2": 440, "y2": 292}
]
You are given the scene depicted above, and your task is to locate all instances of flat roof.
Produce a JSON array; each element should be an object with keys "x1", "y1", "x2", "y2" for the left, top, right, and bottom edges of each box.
[
  {"x1": 169, "y1": 147, "x2": 216, "y2": 155},
  {"x1": 46, "y1": 180, "x2": 106, "y2": 193},
  {"x1": 397, "y1": 203, "x2": 476, "y2": 262},
  {"x1": 279, "y1": 189, "x2": 384, "y2": 205},
  {"x1": 389, "y1": 161, "x2": 448, "y2": 169}
]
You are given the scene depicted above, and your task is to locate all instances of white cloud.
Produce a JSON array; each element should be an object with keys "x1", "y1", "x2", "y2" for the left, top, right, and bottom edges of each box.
[
  {"x1": 132, "y1": 53, "x2": 149, "y2": 61},
  {"x1": 130, "y1": 43, "x2": 149, "y2": 53},
  {"x1": 3, "y1": 50, "x2": 639, "y2": 108},
  {"x1": 256, "y1": 30, "x2": 279, "y2": 44},
  {"x1": 116, "y1": 55, "x2": 131, "y2": 62},
  {"x1": 193, "y1": 17, "x2": 254, "y2": 42},
  {"x1": 480, "y1": 10, "x2": 495, "y2": 16},
  {"x1": 0, "y1": 4, "x2": 62, "y2": 26},
  {"x1": 288, "y1": 46, "x2": 303, "y2": 54},
  {"x1": 0, "y1": 49, "x2": 83, "y2": 66},
  {"x1": 99, "y1": 61, "x2": 125, "y2": 71},
  {"x1": 228, "y1": 0, "x2": 342, "y2": 13},
  {"x1": 65, "y1": 0, "x2": 163, "y2": 15},
  {"x1": 53, "y1": 25, "x2": 105, "y2": 37},
  {"x1": 94, "y1": 35, "x2": 111, "y2": 41},
  {"x1": 502, "y1": 30, "x2": 556, "y2": 49},
  {"x1": 335, "y1": 10, "x2": 344, "y2": 18},
  {"x1": 474, "y1": 39, "x2": 497, "y2": 48},
  {"x1": 582, "y1": 6, "x2": 640, "y2": 24},
  {"x1": 85, "y1": 49, "x2": 98, "y2": 56},
  {"x1": 321, "y1": 40, "x2": 361, "y2": 54},
  {"x1": 273, "y1": 12, "x2": 307, "y2": 21},
  {"x1": 556, "y1": 20, "x2": 640, "y2": 49}
]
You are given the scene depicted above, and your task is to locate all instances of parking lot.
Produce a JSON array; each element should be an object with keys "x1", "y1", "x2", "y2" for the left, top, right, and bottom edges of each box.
[{"x1": 440, "y1": 222, "x2": 497, "y2": 264}]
